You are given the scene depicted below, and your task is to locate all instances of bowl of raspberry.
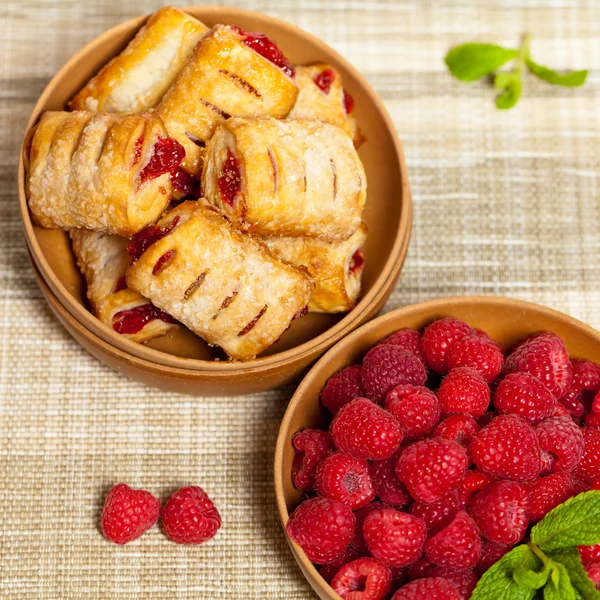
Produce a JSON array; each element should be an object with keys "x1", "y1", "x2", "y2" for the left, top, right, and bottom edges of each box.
[{"x1": 274, "y1": 296, "x2": 600, "y2": 600}]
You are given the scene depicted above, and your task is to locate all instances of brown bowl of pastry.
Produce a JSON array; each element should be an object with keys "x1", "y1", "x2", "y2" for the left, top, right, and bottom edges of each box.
[{"x1": 18, "y1": 6, "x2": 411, "y2": 395}]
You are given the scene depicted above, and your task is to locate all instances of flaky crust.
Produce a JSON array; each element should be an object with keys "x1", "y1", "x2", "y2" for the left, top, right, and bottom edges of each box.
[
  {"x1": 26, "y1": 111, "x2": 173, "y2": 236},
  {"x1": 263, "y1": 223, "x2": 368, "y2": 313},
  {"x1": 70, "y1": 230, "x2": 175, "y2": 343},
  {"x1": 154, "y1": 25, "x2": 298, "y2": 176},
  {"x1": 202, "y1": 117, "x2": 367, "y2": 241},
  {"x1": 69, "y1": 7, "x2": 208, "y2": 113},
  {"x1": 288, "y1": 63, "x2": 362, "y2": 146},
  {"x1": 126, "y1": 201, "x2": 314, "y2": 360}
]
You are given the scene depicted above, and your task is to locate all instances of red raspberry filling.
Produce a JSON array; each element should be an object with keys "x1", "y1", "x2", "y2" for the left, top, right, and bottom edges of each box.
[
  {"x1": 218, "y1": 149, "x2": 242, "y2": 207},
  {"x1": 313, "y1": 68, "x2": 335, "y2": 94},
  {"x1": 113, "y1": 276, "x2": 128, "y2": 293},
  {"x1": 127, "y1": 216, "x2": 181, "y2": 262},
  {"x1": 230, "y1": 25, "x2": 295, "y2": 77},
  {"x1": 349, "y1": 249, "x2": 365, "y2": 274},
  {"x1": 171, "y1": 168, "x2": 200, "y2": 198},
  {"x1": 112, "y1": 303, "x2": 176, "y2": 335},
  {"x1": 137, "y1": 137, "x2": 185, "y2": 186},
  {"x1": 344, "y1": 90, "x2": 355, "y2": 114}
]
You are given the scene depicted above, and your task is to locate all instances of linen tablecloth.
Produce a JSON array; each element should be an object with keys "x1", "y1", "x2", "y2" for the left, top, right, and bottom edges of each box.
[{"x1": 1, "y1": 0, "x2": 599, "y2": 597}]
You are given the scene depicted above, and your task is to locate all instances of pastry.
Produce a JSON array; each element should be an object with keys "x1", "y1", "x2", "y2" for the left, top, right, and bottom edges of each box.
[
  {"x1": 70, "y1": 230, "x2": 177, "y2": 343},
  {"x1": 69, "y1": 7, "x2": 209, "y2": 113},
  {"x1": 154, "y1": 24, "x2": 298, "y2": 176},
  {"x1": 264, "y1": 223, "x2": 368, "y2": 313},
  {"x1": 202, "y1": 117, "x2": 367, "y2": 241},
  {"x1": 26, "y1": 111, "x2": 184, "y2": 236},
  {"x1": 288, "y1": 63, "x2": 362, "y2": 146},
  {"x1": 126, "y1": 201, "x2": 314, "y2": 360}
]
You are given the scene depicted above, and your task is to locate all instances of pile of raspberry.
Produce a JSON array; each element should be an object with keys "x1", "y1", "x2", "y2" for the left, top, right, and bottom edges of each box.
[{"x1": 286, "y1": 318, "x2": 600, "y2": 600}]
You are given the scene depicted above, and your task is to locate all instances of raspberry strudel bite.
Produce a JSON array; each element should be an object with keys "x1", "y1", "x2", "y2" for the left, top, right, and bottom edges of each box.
[
  {"x1": 202, "y1": 117, "x2": 367, "y2": 241},
  {"x1": 126, "y1": 201, "x2": 314, "y2": 361},
  {"x1": 263, "y1": 223, "x2": 368, "y2": 313},
  {"x1": 70, "y1": 230, "x2": 177, "y2": 343},
  {"x1": 288, "y1": 63, "x2": 362, "y2": 147},
  {"x1": 154, "y1": 24, "x2": 298, "y2": 176},
  {"x1": 25, "y1": 111, "x2": 184, "y2": 236},
  {"x1": 69, "y1": 7, "x2": 209, "y2": 114}
]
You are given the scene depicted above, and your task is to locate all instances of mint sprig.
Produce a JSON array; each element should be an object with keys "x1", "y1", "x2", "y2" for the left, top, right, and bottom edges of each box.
[
  {"x1": 471, "y1": 491, "x2": 600, "y2": 599},
  {"x1": 445, "y1": 34, "x2": 587, "y2": 109}
]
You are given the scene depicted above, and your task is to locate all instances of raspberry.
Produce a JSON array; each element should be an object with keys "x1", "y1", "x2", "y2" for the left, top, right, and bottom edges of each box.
[
  {"x1": 352, "y1": 502, "x2": 387, "y2": 553},
  {"x1": 433, "y1": 414, "x2": 480, "y2": 448},
  {"x1": 427, "y1": 567, "x2": 478, "y2": 599},
  {"x1": 470, "y1": 415, "x2": 541, "y2": 481},
  {"x1": 396, "y1": 439, "x2": 469, "y2": 504},
  {"x1": 363, "y1": 508, "x2": 427, "y2": 567},
  {"x1": 362, "y1": 346, "x2": 428, "y2": 404},
  {"x1": 559, "y1": 388, "x2": 586, "y2": 421},
  {"x1": 504, "y1": 332, "x2": 573, "y2": 399},
  {"x1": 438, "y1": 368, "x2": 491, "y2": 417},
  {"x1": 447, "y1": 335, "x2": 504, "y2": 383},
  {"x1": 493, "y1": 373, "x2": 557, "y2": 423},
  {"x1": 292, "y1": 429, "x2": 335, "y2": 491},
  {"x1": 390, "y1": 565, "x2": 409, "y2": 590},
  {"x1": 425, "y1": 511, "x2": 482, "y2": 569},
  {"x1": 408, "y1": 557, "x2": 436, "y2": 580},
  {"x1": 315, "y1": 452, "x2": 375, "y2": 510},
  {"x1": 476, "y1": 540, "x2": 511, "y2": 574},
  {"x1": 591, "y1": 477, "x2": 600, "y2": 490},
  {"x1": 372, "y1": 453, "x2": 412, "y2": 508},
  {"x1": 100, "y1": 483, "x2": 160, "y2": 545},
  {"x1": 585, "y1": 391, "x2": 600, "y2": 428},
  {"x1": 331, "y1": 398, "x2": 403, "y2": 460},
  {"x1": 385, "y1": 385, "x2": 441, "y2": 440},
  {"x1": 161, "y1": 486, "x2": 221, "y2": 545},
  {"x1": 534, "y1": 416, "x2": 584, "y2": 474},
  {"x1": 572, "y1": 359, "x2": 600, "y2": 394},
  {"x1": 574, "y1": 427, "x2": 600, "y2": 482},
  {"x1": 321, "y1": 365, "x2": 363, "y2": 416},
  {"x1": 586, "y1": 563, "x2": 600, "y2": 589},
  {"x1": 421, "y1": 318, "x2": 475, "y2": 374},
  {"x1": 391, "y1": 577, "x2": 461, "y2": 600},
  {"x1": 380, "y1": 328, "x2": 424, "y2": 361},
  {"x1": 524, "y1": 471, "x2": 575, "y2": 522},
  {"x1": 331, "y1": 557, "x2": 392, "y2": 600},
  {"x1": 286, "y1": 497, "x2": 355, "y2": 564},
  {"x1": 410, "y1": 490, "x2": 465, "y2": 532},
  {"x1": 580, "y1": 544, "x2": 600, "y2": 566},
  {"x1": 467, "y1": 481, "x2": 530, "y2": 544},
  {"x1": 550, "y1": 402, "x2": 571, "y2": 418},
  {"x1": 461, "y1": 470, "x2": 495, "y2": 494},
  {"x1": 319, "y1": 546, "x2": 364, "y2": 583}
]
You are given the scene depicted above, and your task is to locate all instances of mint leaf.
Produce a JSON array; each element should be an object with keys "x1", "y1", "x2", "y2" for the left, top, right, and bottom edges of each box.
[
  {"x1": 445, "y1": 43, "x2": 519, "y2": 82},
  {"x1": 471, "y1": 545, "x2": 537, "y2": 600},
  {"x1": 544, "y1": 561, "x2": 577, "y2": 600},
  {"x1": 514, "y1": 544, "x2": 552, "y2": 590},
  {"x1": 532, "y1": 491, "x2": 600, "y2": 550},
  {"x1": 526, "y1": 58, "x2": 588, "y2": 87},
  {"x1": 495, "y1": 72, "x2": 522, "y2": 109},
  {"x1": 550, "y1": 547, "x2": 600, "y2": 600}
]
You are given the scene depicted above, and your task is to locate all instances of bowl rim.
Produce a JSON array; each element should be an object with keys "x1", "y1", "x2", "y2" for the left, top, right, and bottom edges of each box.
[
  {"x1": 273, "y1": 295, "x2": 600, "y2": 598},
  {"x1": 17, "y1": 5, "x2": 412, "y2": 373}
]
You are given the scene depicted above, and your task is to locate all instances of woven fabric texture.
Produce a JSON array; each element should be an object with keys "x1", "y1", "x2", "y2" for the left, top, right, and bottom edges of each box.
[{"x1": 1, "y1": 0, "x2": 599, "y2": 598}]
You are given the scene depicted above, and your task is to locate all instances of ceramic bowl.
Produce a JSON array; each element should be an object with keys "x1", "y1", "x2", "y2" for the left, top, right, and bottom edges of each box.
[
  {"x1": 18, "y1": 6, "x2": 411, "y2": 395},
  {"x1": 274, "y1": 296, "x2": 600, "y2": 599}
]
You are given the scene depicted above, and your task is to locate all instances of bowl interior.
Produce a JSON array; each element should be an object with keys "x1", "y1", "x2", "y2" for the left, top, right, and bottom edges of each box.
[
  {"x1": 23, "y1": 7, "x2": 408, "y2": 363},
  {"x1": 275, "y1": 297, "x2": 600, "y2": 599}
]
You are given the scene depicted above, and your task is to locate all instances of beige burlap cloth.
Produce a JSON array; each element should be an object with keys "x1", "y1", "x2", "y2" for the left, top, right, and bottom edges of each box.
[{"x1": 1, "y1": 0, "x2": 599, "y2": 598}]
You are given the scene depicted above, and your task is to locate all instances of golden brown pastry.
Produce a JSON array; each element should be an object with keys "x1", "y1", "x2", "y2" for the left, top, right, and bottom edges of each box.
[
  {"x1": 202, "y1": 117, "x2": 367, "y2": 241},
  {"x1": 70, "y1": 230, "x2": 177, "y2": 342},
  {"x1": 26, "y1": 111, "x2": 184, "y2": 236},
  {"x1": 154, "y1": 24, "x2": 298, "y2": 176},
  {"x1": 263, "y1": 223, "x2": 368, "y2": 313},
  {"x1": 126, "y1": 201, "x2": 314, "y2": 360},
  {"x1": 69, "y1": 7, "x2": 209, "y2": 114},
  {"x1": 288, "y1": 63, "x2": 362, "y2": 146}
]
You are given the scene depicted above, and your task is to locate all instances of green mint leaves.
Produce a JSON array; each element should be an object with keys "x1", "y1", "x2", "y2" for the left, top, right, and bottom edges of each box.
[
  {"x1": 445, "y1": 34, "x2": 587, "y2": 109},
  {"x1": 472, "y1": 491, "x2": 600, "y2": 599},
  {"x1": 532, "y1": 491, "x2": 600, "y2": 551}
]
